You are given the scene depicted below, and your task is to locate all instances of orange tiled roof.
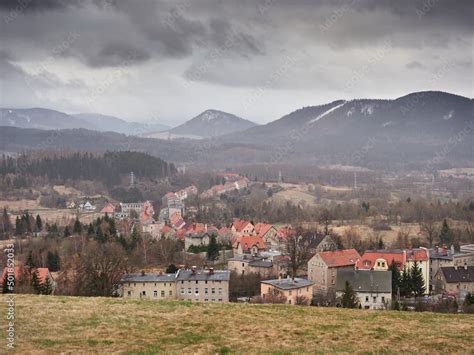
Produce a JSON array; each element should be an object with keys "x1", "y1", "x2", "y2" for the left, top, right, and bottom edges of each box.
[
  {"x1": 255, "y1": 223, "x2": 274, "y2": 237},
  {"x1": 232, "y1": 218, "x2": 252, "y2": 232},
  {"x1": 1, "y1": 266, "x2": 50, "y2": 284},
  {"x1": 237, "y1": 235, "x2": 265, "y2": 253},
  {"x1": 100, "y1": 202, "x2": 115, "y2": 213},
  {"x1": 318, "y1": 249, "x2": 361, "y2": 268},
  {"x1": 355, "y1": 250, "x2": 405, "y2": 270}
]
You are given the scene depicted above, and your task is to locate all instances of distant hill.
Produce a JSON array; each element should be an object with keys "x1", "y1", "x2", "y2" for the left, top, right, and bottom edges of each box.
[
  {"x1": 0, "y1": 108, "x2": 170, "y2": 135},
  {"x1": 160, "y1": 109, "x2": 258, "y2": 139},
  {"x1": 73, "y1": 113, "x2": 170, "y2": 135}
]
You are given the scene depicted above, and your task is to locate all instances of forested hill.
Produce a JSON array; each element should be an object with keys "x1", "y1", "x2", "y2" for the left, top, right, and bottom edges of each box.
[{"x1": 0, "y1": 151, "x2": 176, "y2": 186}]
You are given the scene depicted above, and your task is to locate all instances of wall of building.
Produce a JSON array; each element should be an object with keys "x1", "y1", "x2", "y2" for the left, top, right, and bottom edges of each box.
[
  {"x1": 176, "y1": 279, "x2": 229, "y2": 302},
  {"x1": 122, "y1": 281, "x2": 175, "y2": 300},
  {"x1": 261, "y1": 283, "x2": 313, "y2": 305}
]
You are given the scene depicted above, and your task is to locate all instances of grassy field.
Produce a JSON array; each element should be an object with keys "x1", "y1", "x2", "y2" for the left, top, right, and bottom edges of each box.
[{"x1": 2, "y1": 295, "x2": 473, "y2": 354}]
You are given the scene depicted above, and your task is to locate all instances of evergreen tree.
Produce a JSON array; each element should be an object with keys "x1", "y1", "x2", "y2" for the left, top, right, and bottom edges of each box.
[
  {"x1": 389, "y1": 260, "x2": 400, "y2": 296},
  {"x1": 15, "y1": 216, "x2": 23, "y2": 235},
  {"x1": 341, "y1": 281, "x2": 358, "y2": 308},
  {"x1": 31, "y1": 269, "x2": 42, "y2": 294},
  {"x1": 400, "y1": 267, "x2": 411, "y2": 297},
  {"x1": 165, "y1": 264, "x2": 179, "y2": 273},
  {"x1": 41, "y1": 277, "x2": 53, "y2": 295},
  {"x1": 87, "y1": 223, "x2": 94, "y2": 236},
  {"x1": 439, "y1": 219, "x2": 452, "y2": 246},
  {"x1": 35, "y1": 214, "x2": 43, "y2": 232},
  {"x1": 46, "y1": 251, "x2": 60, "y2": 272},
  {"x1": 73, "y1": 218, "x2": 83, "y2": 234},
  {"x1": 63, "y1": 225, "x2": 71, "y2": 237},
  {"x1": 410, "y1": 261, "x2": 426, "y2": 297},
  {"x1": 1, "y1": 208, "x2": 12, "y2": 238},
  {"x1": 26, "y1": 250, "x2": 36, "y2": 268},
  {"x1": 207, "y1": 235, "x2": 220, "y2": 261}
]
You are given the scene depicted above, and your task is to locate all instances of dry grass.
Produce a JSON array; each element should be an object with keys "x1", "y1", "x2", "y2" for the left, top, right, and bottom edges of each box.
[{"x1": 2, "y1": 295, "x2": 473, "y2": 354}]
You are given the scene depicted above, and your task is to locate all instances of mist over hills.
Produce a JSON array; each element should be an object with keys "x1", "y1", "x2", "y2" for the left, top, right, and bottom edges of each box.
[{"x1": 1, "y1": 91, "x2": 472, "y2": 170}]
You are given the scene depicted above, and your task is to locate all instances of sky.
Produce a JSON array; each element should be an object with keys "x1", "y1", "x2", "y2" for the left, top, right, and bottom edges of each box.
[{"x1": 0, "y1": 0, "x2": 472, "y2": 126}]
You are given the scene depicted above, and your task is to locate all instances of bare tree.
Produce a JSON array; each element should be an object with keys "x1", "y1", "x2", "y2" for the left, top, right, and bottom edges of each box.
[
  {"x1": 285, "y1": 228, "x2": 313, "y2": 280},
  {"x1": 420, "y1": 219, "x2": 438, "y2": 247}
]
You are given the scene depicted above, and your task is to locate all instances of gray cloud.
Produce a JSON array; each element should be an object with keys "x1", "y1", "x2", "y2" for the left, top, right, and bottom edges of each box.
[{"x1": 0, "y1": 0, "x2": 472, "y2": 124}]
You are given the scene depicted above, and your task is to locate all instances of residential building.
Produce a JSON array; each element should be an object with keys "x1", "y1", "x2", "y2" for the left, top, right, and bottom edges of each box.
[
  {"x1": 231, "y1": 219, "x2": 255, "y2": 237},
  {"x1": 79, "y1": 201, "x2": 96, "y2": 211},
  {"x1": 336, "y1": 269, "x2": 392, "y2": 310},
  {"x1": 185, "y1": 233, "x2": 211, "y2": 250},
  {"x1": 356, "y1": 248, "x2": 430, "y2": 295},
  {"x1": 120, "y1": 273, "x2": 176, "y2": 299},
  {"x1": 307, "y1": 249, "x2": 361, "y2": 296},
  {"x1": 119, "y1": 202, "x2": 144, "y2": 214},
  {"x1": 1, "y1": 266, "x2": 56, "y2": 293},
  {"x1": 100, "y1": 202, "x2": 115, "y2": 215},
  {"x1": 233, "y1": 235, "x2": 265, "y2": 256},
  {"x1": 434, "y1": 265, "x2": 474, "y2": 299},
  {"x1": 260, "y1": 277, "x2": 314, "y2": 305},
  {"x1": 176, "y1": 268, "x2": 230, "y2": 302},
  {"x1": 142, "y1": 221, "x2": 165, "y2": 239},
  {"x1": 228, "y1": 255, "x2": 276, "y2": 278},
  {"x1": 308, "y1": 234, "x2": 337, "y2": 253},
  {"x1": 429, "y1": 245, "x2": 474, "y2": 292}
]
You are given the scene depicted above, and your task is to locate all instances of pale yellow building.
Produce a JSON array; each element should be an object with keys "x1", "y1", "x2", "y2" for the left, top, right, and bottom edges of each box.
[{"x1": 261, "y1": 278, "x2": 314, "y2": 305}]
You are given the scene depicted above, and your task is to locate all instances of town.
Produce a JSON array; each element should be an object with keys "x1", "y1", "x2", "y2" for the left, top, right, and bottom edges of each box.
[{"x1": 2, "y1": 171, "x2": 473, "y2": 313}]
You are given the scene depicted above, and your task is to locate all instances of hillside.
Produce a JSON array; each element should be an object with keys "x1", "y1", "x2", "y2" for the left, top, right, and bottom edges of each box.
[
  {"x1": 5, "y1": 295, "x2": 473, "y2": 353},
  {"x1": 164, "y1": 109, "x2": 258, "y2": 139}
]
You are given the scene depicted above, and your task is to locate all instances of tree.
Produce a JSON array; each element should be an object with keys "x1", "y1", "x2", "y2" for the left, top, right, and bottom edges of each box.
[
  {"x1": 31, "y1": 269, "x2": 42, "y2": 294},
  {"x1": 389, "y1": 261, "x2": 400, "y2": 297},
  {"x1": 207, "y1": 235, "x2": 220, "y2": 261},
  {"x1": 64, "y1": 225, "x2": 71, "y2": 237},
  {"x1": 41, "y1": 277, "x2": 53, "y2": 295},
  {"x1": 165, "y1": 264, "x2": 179, "y2": 273},
  {"x1": 341, "y1": 281, "x2": 358, "y2": 308},
  {"x1": 421, "y1": 219, "x2": 438, "y2": 247},
  {"x1": 73, "y1": 218, "x2": 83, "y2": 234},
  {"x1": 0, "y1": 208, "x2": 13, "y2": 239},
  {"x1": 285, "y1": 229, "x2": 312, "y2": 280},
  {"x1": 47, "y1": 251, "x2": 60, "y2": 272},
  {"x1": 35, "y1": 214, "x2": 43, "y2": 232},
  {"x1": 26, "y1": 250, "x2": 37, "y2": 268},
  {"x1": 410, "y1": 261, "x2": 425, "y2": 297},
  {"x1": 400, "y1": 267, "x2": 411, "y2": 297},
  {"x1": 439, "y1": 219, "x2": 452, "y2": 246}
]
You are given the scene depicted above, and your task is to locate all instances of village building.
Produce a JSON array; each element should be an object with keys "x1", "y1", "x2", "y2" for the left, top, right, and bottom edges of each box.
[
  {"x1": 308, "y1": 234, "x2": 337, "y2": 253},
  {"x1": 434, "y1": 265, "x2": 474, "y2": 299},
  {"x1": 1, "y1": 266, "x2": 56, "y2": 294},
  {"x1": 120, "y1": 273, "x2": 176, "y2": 299},
  {"x1": 231, "y1": 219, "x2": 255, "y2": 237},
  {"x1": 142, "y1": 221, "x2": 165, "y2": 239},
  {"x1": 429, "y1": 245, "x2": 474, "y2": 292},
  {"x1": 228, "y1": 255, "x2": 276, "y2": 278},
  {"x1": 356, "y1": 248, "x2": 430, "y2": 295},
  {"x1": 260, "y1": 277, "x2": 314, "y2": 305},
  {"x1": 119, "y1": 202, "x2": 144, "y2": 214},
  {"x1": 79, "y1": 201, "x2": 96, "y2": 211},
  {"x1": 185, "y1": 232, "x2": 211, "y2": 250},
  {"x1": 336, "y1": 269, "x2": 392, "y2": 310},
  {"x1": 176, "y1": 268, "x2": 230, "y2": 302},
  {"x1": 308, "y1": 249, "x2": 361, "y2": 296},
  {"x1": 233, "y1": 235, "x2": 266, "y2": 256}
]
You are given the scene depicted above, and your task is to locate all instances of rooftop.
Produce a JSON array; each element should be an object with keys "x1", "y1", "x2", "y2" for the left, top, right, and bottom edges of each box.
[
  {"x1": 317, "y1": 249, "x2": 361, "y2": 268},
  {"x1": 261, "y1": 278, "x2": 314, "y2": 290},
  {"x1": 336, "y1": 269, "x2": 392, "y2": 293},
  {"x1": 441, "y1": 266, "x2": 474, "y2": 283},
  {"x1": 177, "y1": 270, "x2": 230, "y2": 281},
  {"x1": 120, "y1": 273, "x2": 176, "y2": 283}
]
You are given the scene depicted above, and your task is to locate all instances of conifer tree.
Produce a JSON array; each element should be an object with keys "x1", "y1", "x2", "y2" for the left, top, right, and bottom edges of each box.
[
  {"x1": 73, "y1": 218, "x2": 83, "y2": 234},
  {"x1": 439, "y1": 219, "x2": 452, "y2": 246},
  {"x1": 35, "y1": 214, "x2": 43, "y2": 232},
  {"x1": 410, "y1": 261, "x2": 426, "y2": 297},
  {"x1": 41, "y1": 277, "x2": 53, "y2": 295},
  {"x1": 341, "y1": 281, "x2": 358, "y2": 308},
  {"x1": 400, "y1": 267, "x2": 412, "y2": 297},
  {"x1": 31, "y1": 269, "x2": 42, "y2": 294},
  {"x1": 389, "y1": 261, "x2": 400, "y2": 296},
  {"x1": 207, "y1": 235, "x2": 220, "y2": 261},
  {"x1": 63, "y1": 225, "x2": 71, "y2": 237}
]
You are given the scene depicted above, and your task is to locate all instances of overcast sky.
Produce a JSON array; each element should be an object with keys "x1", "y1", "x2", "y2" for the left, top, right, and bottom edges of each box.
[{"x1": 0, "y1": 0, "x2": 472, "y2": 126}]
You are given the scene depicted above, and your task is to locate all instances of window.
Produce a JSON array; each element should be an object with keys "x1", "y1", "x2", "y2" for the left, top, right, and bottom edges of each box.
[
  {"x1": 128, "y1": 283, "x2": 130, "y2": 287},
  {"x1": 180, "y1": 288, "x2": 185, "y2": 295},
  {"x1": 218, "y1": 298, "x2": 223, "y2": 302},
  {"x1": 142, "y1": 291, "x2": 146, "y2": 296},
  {"x1": 211, "y1": 299, "x2": 215, "y2": 302},
  {"x1": 381, "y1": 296, "x2": 385, "y2": 302},
  {"x1": 154, "y1": 291, "x2": 158, "y2": 297},
  {"x1": 373, "y1": 296, "x2": 376, "y2": 303},
  {"x1": 365, "y1": 296, "x2": 369, "y2": 302},
  {"x1": 134, "y1": 283, "x2": 136, "y2": 287},
  {"x1": 218, "y1": 288, "x2": 222, "y2": 294},
  {"x1": 212, "y1": 288, "x2": 215, "y2": 294},
  {"x1": 195, "y1": 288, "x2": 199, "y2": 295},
  {"x1": 181, "y1": 281, "x2": 184, "y2": 284},
  {"x1": 289, "y1": 290, "x2": 292, "y2": 296},
  {"x1": 169, "y1": 290, "x2": 173, "y2": 296},
  {"x1": 188, "y1": 288, "x2": 192, "y2": 295},
  {"x1": 242, "y1": 263, "x2": 245, "y2": 267},
  {"x1": 154, "y1": 283, "x2": 157, "y2": 287},
  {"x1": 205, "y1": 299, "x2": 209, "y2": 302},
  {"x1": 205, "y1": 288, "x2": 208, "y2": 294},
  {"x1": 143, "y1": 283, "x2": 145, "y2": 287},
  {"x1": 127, "y1": 291, "x2": 131, "y2": 296},
  {"x1": 196, "y1": 280, "x2": 198, "y2": 284},
  {"x1": 205, "y1": 280, "x2": 208, "y2": 284},
  {"x1": 161, "y1": 290, "x2": 165, "y2": 297}
]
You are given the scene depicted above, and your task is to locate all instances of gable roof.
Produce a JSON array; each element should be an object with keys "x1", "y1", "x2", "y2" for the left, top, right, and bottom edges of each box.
[
  {"x1": 100, "y1": 202, "x2": 115, "y2": 213},
  {"x1": 237, "y1": 235, "x2": 265, "y2": 253},
  {"x1": 232, "y1": 218, "x2": 253, "y2": 232},
  {"x1": 356, "y1": 250, "x2": 406, "y2": 270},
  {"x1": 177, "y1": 270, "x2": 230, "y2": 281},
  {"x1": 255, "y1": 223, "x2": 274, "y2": 237},
  {"x1": 318, "y1": 249, "x2": 361, "y2": 268},
  {"x1": 441, "y1": 266, "x2": 474, "y2": 283},
  {"x1": 336, "y1": 269, "x2": 392, "y2": 293},
  {"x1": 169, "y1": 211, "x2": 185, "y2": 230}
]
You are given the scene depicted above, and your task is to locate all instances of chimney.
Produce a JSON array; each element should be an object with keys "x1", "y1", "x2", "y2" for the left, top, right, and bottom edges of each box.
[
  {"x1": 454, "y1": 265, "x2": 458, "y2": 271},
  {"x1": 205, "y1": 223, "x2": 208, "y2": 232},
  {"x1": 450, "y1": 245, "x2": 455, "y2": 255},
  {"x1": 191, "y1": 266, "x2": 197, "y2": 274},
  {"x1": 209, "y1": 267, "x2": 214, "y2": 275},
  {"x1": 141, "y1": 270, "x2": 145, "y2": 276},
  {"x1": 442, "y1": 245, "x2": 448, "y2": 256}
]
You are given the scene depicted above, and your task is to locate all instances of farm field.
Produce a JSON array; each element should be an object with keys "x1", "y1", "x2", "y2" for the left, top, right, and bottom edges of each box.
[{"x1": 3, "y1": 295, "x2": 473, "y2": 354}]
